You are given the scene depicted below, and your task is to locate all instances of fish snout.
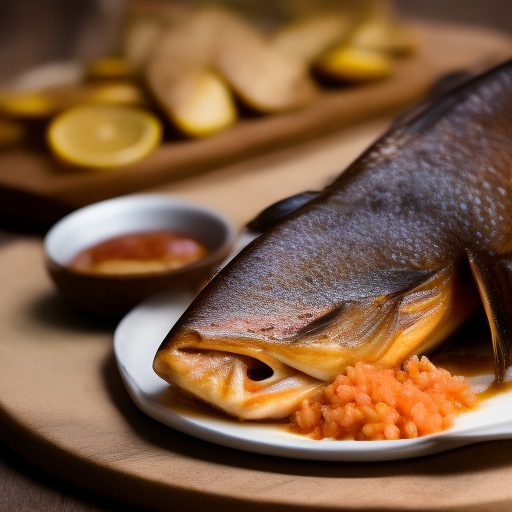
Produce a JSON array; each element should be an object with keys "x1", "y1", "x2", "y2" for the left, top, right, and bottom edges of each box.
[{"x1": 153, "y1": 329, "x2": 324, "y2": 420}]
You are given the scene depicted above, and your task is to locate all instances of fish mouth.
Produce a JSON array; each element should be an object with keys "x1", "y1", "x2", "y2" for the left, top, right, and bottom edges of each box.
[{"x1": 153, "y1": 331, "x2": 325, "y2": 420}]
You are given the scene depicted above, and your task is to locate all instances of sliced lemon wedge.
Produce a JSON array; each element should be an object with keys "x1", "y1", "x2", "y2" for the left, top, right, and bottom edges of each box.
[
  {"x1": 316, "y1": 46, "x2": 392, "y2": 83},
  {"x1": 47, "y1": 105, "x2": 162, "y2": 169},
  {"x1": 0, "y1": 91, "x2": 56, "y2": 118},
  {"x1": 85, "y1": 56, "x2": 134, "y2": 80},
  {"x1": 86, "y1": 81, "x2": 148, "y2": 107}
]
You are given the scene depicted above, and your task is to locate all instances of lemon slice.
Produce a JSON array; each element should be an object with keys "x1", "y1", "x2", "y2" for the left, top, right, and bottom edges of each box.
[
  {"x1": 87, "y1": 82, "x2": 147, "y2": 106},
  {"x1": 316, "y1": 46, "x2": 392, "y2": 82},
  {"x1": 47, "y1": 105, "x2": 162, "y2": 169},
  {"x1": 351, "y1": 19, "x2": 419, "y2": 56},
  {"x1": 85, "y1": 56, "x2": 134, "y2": 80},
  {"x1": 0, "y1": 91, "x2": 56, "y2": 118}
]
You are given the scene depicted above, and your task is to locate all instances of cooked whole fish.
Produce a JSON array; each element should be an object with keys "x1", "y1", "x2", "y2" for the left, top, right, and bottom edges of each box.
[{"x1": 154, "y1": 61, "x2": 512, "y2": 420}]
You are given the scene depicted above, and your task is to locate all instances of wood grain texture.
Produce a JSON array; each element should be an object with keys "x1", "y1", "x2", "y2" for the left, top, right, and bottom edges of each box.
[
  {"x1": 2, "y1": 117, "x2": 512, "y2": 511},
  {"x1": 1, "y1": 22, "x2": 511, "y2": 227},
  {"x1": 2, "y1": 245, "x2": 512, "y2": 511}
]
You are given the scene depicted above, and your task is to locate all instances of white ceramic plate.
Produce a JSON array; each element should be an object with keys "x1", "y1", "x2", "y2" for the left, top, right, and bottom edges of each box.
[{"x1": 114, "y1": 288, "x2": 512, "y2": 462}]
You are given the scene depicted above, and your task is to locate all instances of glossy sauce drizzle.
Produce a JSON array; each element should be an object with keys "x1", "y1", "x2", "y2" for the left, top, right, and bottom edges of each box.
[
  {"x1": 69, "y1": 230, "x2": 208, "y2": 275},
  {"x1": 433, "y1": 353, "x2": 512, "y2": 401}
]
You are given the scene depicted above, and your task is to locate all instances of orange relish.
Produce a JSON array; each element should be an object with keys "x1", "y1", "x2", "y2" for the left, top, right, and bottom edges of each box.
[{"x1": 289, "y1": 356, "x2": 477, "y2": 440}]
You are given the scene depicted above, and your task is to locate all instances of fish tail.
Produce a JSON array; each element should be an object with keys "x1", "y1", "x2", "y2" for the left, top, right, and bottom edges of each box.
[{"x1": 468, "y1": 252, "x2": 512, "y2": 383}]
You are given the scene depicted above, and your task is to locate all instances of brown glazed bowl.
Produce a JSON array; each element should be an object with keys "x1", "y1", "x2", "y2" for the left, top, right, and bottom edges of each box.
[{"x1": 44, "y1": 194, "x2": 236, "y2": 319}]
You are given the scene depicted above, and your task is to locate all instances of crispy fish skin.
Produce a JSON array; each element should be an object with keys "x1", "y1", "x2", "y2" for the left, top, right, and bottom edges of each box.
[{"x1": 154, "y1": 60, "x2": 512, "y2": 420}]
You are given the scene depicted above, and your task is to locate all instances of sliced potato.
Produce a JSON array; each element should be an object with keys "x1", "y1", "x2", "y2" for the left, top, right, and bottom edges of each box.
[
  {"x1": 211, "y1": 8, "x2": 318, "y2": 112},
  {"x1": 145, "y1": 11, "x2": 238, "y2": 137},
  {"x1": 316, "y1": 45, "x2": 392, "y2": 82},
  {"x1": 351, "y1": 18, "x2": 419, "y2": 56},
  {"x1": 171, "y1": 71, "x2": 237, "y2": 138},
  {"x1": 122, "y1": 18, "x2": 164, "y2": 72},
  {"x1": 272, "y1": 13, "x2": 355, "y2": 64},
  {"x1": 150, "y1": 13, "x2": 217, "y2": 70},
  {"x1": 0, "y1": 91, "x2": 57, "y2": 119},
  {"x1": 85, "y1": 82, "x2": 148, "y2": 106},
  {"x1": 147, "y1": 7, "x2": 318, "y2": 123},
  {"x1": 121, "y1": 4, "x2": 190, "y2": 72}
]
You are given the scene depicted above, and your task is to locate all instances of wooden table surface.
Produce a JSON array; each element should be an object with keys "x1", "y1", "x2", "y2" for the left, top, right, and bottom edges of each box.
[
  {"x1": 3, "y1": 3, "x2": 512, "y2": 510},
  {"x1": 0, "y1": 116, "x2": 394, "y2": 512},
  {"x1": 3, "y1": 110, "x2": 512, "y2": 511}
]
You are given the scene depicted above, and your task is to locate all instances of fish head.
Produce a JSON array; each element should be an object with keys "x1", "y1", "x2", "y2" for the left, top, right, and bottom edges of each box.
[
  {"x1": 153, "y1": 242, "x2": 475, "y2": 421},
  {"x1": 153, "y1": 319, "x2": 328, "y2": 421},
  {"x1": 153, "y1": 60, "x2": 512, "y2": 420},
  {"x1": 152, "y1": 177, "x2": 479, "y2": 421}
]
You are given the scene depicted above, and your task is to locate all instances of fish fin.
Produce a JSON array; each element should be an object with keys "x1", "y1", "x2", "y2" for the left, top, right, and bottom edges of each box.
[
  {"x1": 387, "y1": 69, "x2": 476, "y2": 133},
  {"x1": 468, "y1": 252, "x2": 512, "y2": 383},
  {"x1": 246, "y1": 191, "x2": 320, "y2": 232},
  {"x1": 379, "y1": 264, "x2": 477, "y2": 367},
  {"x1": 295, "y1": 295, "x2": 402, "y2": 367},
  {"x1": 293, "y1": 264, "x2": 477, "y2": 375}
]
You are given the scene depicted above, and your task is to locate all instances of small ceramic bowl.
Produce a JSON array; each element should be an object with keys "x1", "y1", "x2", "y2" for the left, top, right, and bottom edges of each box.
[{"x1": 44, "y1": 194, "x2": 236, "y2": 319}]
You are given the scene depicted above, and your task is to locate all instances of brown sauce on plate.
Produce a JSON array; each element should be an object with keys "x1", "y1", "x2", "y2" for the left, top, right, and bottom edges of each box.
[
  {"x1": 433, "y1": 353, "x2": 512, "y2": 401},
  {"x1": 69, "y1": 230, "x2": 208, "y2": 275}
]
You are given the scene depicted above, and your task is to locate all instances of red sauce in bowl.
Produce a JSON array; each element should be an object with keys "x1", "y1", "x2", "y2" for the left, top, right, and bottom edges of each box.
[{"x1": 69, "y1": 230, "x2": 208, "y2": 275}]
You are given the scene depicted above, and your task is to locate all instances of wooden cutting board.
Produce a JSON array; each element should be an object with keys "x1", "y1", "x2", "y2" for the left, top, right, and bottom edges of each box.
[
  {"x1": 1, "y1": 21, "x2": 512, "y2": 227},
  {"x1": 2, "y1": 115, "x2": 512, "y2": 512}
]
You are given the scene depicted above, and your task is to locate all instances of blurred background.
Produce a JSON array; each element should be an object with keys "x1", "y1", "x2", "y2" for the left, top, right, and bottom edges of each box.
[
  {"x1": 1, "y1": 0, "x2": 512, "y2": 82},
  {"x1": 396, "y1": 0, "x2": 512, "y2": 34},
  {"x1": 2, "y1": 0, "x2": 512, "y2": 227},
  {"x1": 1, "y1": 2, "x2": 512, "y2": 511}
]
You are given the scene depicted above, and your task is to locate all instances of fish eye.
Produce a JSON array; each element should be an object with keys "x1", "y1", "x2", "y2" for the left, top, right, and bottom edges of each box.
[{"x1": 247, "y1": 363, "x2": 274, "y2": 381}]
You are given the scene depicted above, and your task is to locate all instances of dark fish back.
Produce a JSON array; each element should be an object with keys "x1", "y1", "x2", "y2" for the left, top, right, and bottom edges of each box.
[{"x1": 166, "y1": 60, "x2": 512, "y2": 370}]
